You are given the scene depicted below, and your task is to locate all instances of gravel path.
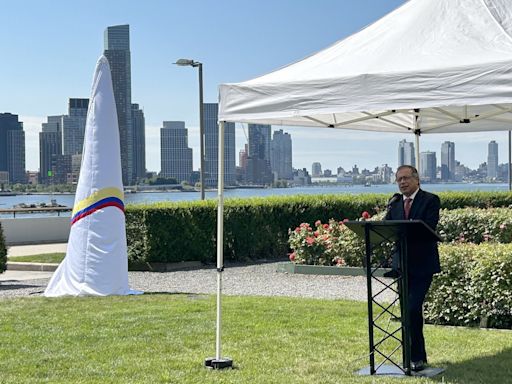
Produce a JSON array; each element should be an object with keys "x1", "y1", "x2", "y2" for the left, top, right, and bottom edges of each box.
[{"x1": 0, "y1": 262, "x2": 397, "y2": 302}]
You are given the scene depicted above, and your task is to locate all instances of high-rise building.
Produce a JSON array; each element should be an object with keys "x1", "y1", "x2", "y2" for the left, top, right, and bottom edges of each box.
[
  {"x1": 62, "y1": 98, "x2": 89, "y2": 156},
  {"x1": 271, "y1": 129, "x2": 293, "y2": 180},
  {"x1": 487, "y1": 140, "x2": 499, "y2": 179},
  {"x1": 104, "y1": 24, "x2": 134, "y2": 185},
  {"x1": 160, "y1": 121, "x2": 193, "y2": 183},
  {"x1": 440, "y1": 141, "x2": 455, "y2": 181},
  {"x1": 312, "y1": 162, "x2": 322, "y2": 177},
  {"x1": 39, "y1": 116, "x2": 62, "y2": 184},
  {"x1": 203, "y1": 103, "x2": 236, "y2": 187},
  {"x1": 247, "y1": 123, "x2": 272, "y2": 185},
  {"x1": 398, "y1": 139, "x2": 415, "y2": 167},
  {"x1": 419, "y1": 151, "x2": 437, "y2": 182},
  {"x1": 0, "y1": 113, "x2": 25, "y2": 183},
  {"x1": 132, "y1": 103, "x2": 146, "y2": 179}
]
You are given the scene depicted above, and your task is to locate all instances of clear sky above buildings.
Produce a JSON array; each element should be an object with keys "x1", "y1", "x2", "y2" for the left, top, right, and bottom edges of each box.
[{"x1": 1, "y1": 0, "x2": 509, "y2": 173}]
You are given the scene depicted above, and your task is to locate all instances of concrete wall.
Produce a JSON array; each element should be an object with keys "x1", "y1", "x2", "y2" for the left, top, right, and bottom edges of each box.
[{"x1": 0, "y1": 217, "x2": 70, "y2": 245}]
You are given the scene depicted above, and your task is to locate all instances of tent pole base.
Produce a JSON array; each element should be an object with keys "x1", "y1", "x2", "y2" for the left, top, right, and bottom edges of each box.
[{"x1": 204, "y1": 357, "x2": 233, "y2": 370}]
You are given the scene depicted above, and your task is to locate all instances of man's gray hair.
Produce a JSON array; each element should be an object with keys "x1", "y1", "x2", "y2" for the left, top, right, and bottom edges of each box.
[{"x1": 396, "y1": 165, "x2": 419, "y2": 180}]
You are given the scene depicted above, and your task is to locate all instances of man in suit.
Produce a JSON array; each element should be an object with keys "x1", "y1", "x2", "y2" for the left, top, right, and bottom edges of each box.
[{"x1": 384, "y1": 165, "x2": 441, "y2": 372}]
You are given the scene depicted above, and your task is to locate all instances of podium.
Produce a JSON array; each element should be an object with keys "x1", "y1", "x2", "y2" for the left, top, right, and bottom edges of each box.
[{"x1": 344, "y1": 220, "x2": 442, "y2": 377}]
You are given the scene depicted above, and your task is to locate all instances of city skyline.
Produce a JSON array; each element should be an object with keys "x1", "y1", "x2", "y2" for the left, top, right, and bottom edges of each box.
[{"x1": 2, "y1": 0, "x2": 512, "y2": 173}]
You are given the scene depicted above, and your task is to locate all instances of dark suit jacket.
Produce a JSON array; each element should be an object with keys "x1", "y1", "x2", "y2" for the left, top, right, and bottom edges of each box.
[{"x1": 384, "y1": 189, "x2": 441, "y2": 276}]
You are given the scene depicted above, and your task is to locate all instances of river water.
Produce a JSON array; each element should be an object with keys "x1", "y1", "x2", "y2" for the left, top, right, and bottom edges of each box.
[{"x1": 0, "y1": 183, "x2": 509, "y2": 218}]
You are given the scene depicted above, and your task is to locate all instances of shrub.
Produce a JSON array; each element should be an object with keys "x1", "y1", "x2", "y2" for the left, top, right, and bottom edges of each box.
[
  {"x1": 438, "y1": 207, "x2": 512, "y2": 244},
  {"x1": 124, "y1": 191, "x2": 512, "y2": 264},
  {"x1": 425, "y1": 243, "x2": 512, "y2": 329},
  {"x1": 0, "y1": 221, "x2": 6, "y2": 274},
  {"x1": 287, "y1": 211, "x2": 392, "y2": 268}
]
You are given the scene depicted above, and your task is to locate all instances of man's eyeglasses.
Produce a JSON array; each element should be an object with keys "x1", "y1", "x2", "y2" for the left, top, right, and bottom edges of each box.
[{"x1": 396, "y1": 175, "x2": 414, "y2": 183}]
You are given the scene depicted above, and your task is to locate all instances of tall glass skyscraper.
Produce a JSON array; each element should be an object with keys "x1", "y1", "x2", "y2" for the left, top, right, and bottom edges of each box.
[
  {"x1": 39, "y1": 116, "x2": 62, "y2": 184},
  {"x1": 440, "y1": 141, "x2": 455, "y2": 181},
  {"x1": 398, "y1": 139, "x2": 415, "y2": 167},
  {"x1": 160, "y1": 121, "x2": 193, "y2": 183},
  {"x1": 419, "y1": 151, "x2": 437, "y2": 182},
  {"x1": 132, "y1": 103, "x2": 146, "y2": 179},
  {"x1": 487, "y1": 140, "x2": 498, "y2": 179},
  {"x1": 62, "y1": 98, "x2": 89, "y2": 156},
  {"x1": 247, "y1": 123, "x2": 272, "y2": 185},
  {"x1": 104, "y1": 24, "x2": 134, "y2": 185},
  {"x1": 271, "y1": 129, "x2": 293, "y2": 180},
  {"x1": 0, "y1": 113, "x2": 25, "y2": 183},
  {"x1": 203, "y1": 103, "x2": 236, "y2": 187}
]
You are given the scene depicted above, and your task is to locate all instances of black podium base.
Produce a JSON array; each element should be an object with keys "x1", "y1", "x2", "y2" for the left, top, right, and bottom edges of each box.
[
  {"x1": 356, "y1": 365, "x2": 445, "y2": 378},
  {"x1": 204, "y1": 357, "x2": 233, "y2": 370}
]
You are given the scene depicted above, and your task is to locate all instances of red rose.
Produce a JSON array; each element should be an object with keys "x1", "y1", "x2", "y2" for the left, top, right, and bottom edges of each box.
[
  {"x1": 362, "y1": 211, "x2": 370, "y2": 219},
  {"x1": 323, "y1": 224, "x2": 329, "y2": 229}
]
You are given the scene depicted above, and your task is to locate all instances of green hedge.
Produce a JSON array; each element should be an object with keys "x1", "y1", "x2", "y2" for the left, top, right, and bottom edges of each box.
[
  {"x1": 0, "y1": 221, "x2": 6, "y2": 274},
  {"x1": 125, "y1": 191, "x2": 512, "y2": 263},
  {"x1": 425, "y1": 243, "x2": 512, "y2": 329}
]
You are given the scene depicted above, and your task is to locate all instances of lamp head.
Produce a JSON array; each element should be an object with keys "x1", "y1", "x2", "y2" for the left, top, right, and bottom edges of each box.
[{"x1": 174, "y1": 58, "x2": 200, "y2": 67}]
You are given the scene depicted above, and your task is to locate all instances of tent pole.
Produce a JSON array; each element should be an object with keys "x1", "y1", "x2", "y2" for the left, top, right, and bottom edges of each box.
[
  {"x1": 415, "y1": 133, "x2": 420, "y2": 171},
  {"x1": 204, "y1": 120, "x2": 233, "y2": 370},
  {"x1": 509, "y1": 131, "x2": 511, "y2": 191},
  {"x1": 414, "y1": 110, "x2": 420, "y2": 172}
]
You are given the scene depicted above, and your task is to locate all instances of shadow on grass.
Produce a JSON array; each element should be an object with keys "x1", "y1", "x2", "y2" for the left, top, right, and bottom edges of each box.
[
  {"x1": 434, "y1": 347, "x2": 512, "y2": 384},
  {"x1": 141, "y1": 291, "x2": 210, "y2": 300},
  {"x1": 0, "y1": 282, "x2": 42, "y2": 290}
]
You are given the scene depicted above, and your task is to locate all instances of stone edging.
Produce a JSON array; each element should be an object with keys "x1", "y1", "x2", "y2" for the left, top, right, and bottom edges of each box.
[{"x1": 276, "y1": 262, "x2": 391, "y2": 277}]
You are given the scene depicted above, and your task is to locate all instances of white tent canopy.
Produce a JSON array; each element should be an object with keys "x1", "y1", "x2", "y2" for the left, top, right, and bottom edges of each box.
[
  {"x1": 219, "y1": 0, "x2": 512, "y2": 134},
  {"x1": 210, "y1": 0, "x2": 512, "y2": 367}
]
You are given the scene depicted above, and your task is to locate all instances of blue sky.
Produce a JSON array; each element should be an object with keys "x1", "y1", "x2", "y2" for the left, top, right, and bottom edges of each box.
[{"x1": 1, "y1": 0, "x2": 509, "y2": 173}]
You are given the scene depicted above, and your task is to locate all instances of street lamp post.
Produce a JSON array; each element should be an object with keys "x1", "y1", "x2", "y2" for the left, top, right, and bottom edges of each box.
[{"x1": 174, "y1": 58, "x2": 205, "y2": 200}]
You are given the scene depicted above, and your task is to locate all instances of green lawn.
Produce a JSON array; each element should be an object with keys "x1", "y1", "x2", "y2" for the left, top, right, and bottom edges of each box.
[
  {"x1": 0, "y1": 295, "x2": 510, "y2": 383},
  {"x1": 7, "y1": 252, "x2": 65, "y2": 263}
]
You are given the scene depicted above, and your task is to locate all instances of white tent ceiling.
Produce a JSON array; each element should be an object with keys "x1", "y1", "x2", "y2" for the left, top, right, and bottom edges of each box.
[{"x1": 219, "y1": 0, "x2": 512, "y2": 135}]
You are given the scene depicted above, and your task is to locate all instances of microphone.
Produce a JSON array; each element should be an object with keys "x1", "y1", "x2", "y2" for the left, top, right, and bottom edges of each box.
[{"x1": 387, "y1": 193, "x2": 401, "y2": 210}]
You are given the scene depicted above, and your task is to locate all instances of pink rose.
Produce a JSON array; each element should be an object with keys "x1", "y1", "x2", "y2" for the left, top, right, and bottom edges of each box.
[
  {"x1": 295, "y1": 227, "x2": 301, "y2": 233},
  {"x1": 306, "y1": 237, "x2": 315, "y2": 245},
  {"x1": 323, "y1": 224, "x2": 329, "y2": 229},
  {"x1": 289, "y1": 252, "x2": 296, "y2": 261},
  {"x1": 362, "y1": 211, "x2": 370, "y2": 219},
  {"x1": 315, "y1": 220, "x2": 322, "y2": 227}
]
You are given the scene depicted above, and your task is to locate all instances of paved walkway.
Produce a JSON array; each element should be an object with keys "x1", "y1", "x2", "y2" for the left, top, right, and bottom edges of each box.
[{"x1": 1, "y1": 243, "x2": 396, "y2": 302}]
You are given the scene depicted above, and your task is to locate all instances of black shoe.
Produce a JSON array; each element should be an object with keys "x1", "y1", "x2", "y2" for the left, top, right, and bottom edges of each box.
[
  {"x1": 411, "y1": 360, "x2": 426, "y2": 372},
  {"x1": 383, "y1": 269, "x2": 400, "y2": 278}
]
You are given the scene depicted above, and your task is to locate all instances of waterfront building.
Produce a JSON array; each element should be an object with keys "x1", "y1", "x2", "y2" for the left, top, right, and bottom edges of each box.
[
  {"x1": 132, "y1": 103, "x2": 146, "y2": 180},
  {"x1": 0, "y1": 113, "x2": 26, "y2": 184},
  {"x1": 160, "y1": 121, "x2": 193, "y2": 183},
  {"x1": 104, "y1": 24, "x2": 135, "y2": 185},
  {"x1": 398, "y1": 139, "x2": 415, "y2": 167},
  {"x1": 62, "y1": 98, "x2": 89, "y2": 156},
  {"x1": 419, "y1": 151, "x2": 437, "y2": 182},
  {"x1": 271, "y1": 129, "x2": 293, "y2": 180},
  {"x1": 312, "y1": 162, "x2": 322, "y2": 177},
  {"x1": 39, "y1": 116, "x2": 62, "y2": 185},
  {"x1": 441, "y1": 141, "x2": 455, "y2": 181},
  {"x1": 247, "y1": 123, "x2": 272, "y2": 185},
  {"x1": 203, "y1": 103, "x2": 236, "y2": 187},
  {"x1": 487, "y1": 140, "x2": 498, "y2": 180}
]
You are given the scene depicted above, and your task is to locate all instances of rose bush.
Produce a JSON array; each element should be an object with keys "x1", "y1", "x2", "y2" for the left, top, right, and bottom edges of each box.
[{"x1": 288, "y1": 211, "x2": 392, "y2": 267}]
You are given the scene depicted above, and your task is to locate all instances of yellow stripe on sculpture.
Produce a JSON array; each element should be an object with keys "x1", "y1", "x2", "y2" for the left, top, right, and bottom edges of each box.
[{"x1": 72, "y1": 187, "x2": 124, "y2": 216}]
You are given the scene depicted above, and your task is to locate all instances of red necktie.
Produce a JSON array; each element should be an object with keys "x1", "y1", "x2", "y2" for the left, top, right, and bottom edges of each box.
[{"x1": 404, "y1": 198, "x2": 412, "y2": 219}]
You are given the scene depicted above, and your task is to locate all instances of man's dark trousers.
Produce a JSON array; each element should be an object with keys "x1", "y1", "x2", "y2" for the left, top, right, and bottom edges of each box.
[{"x1": 408, "y1": 274, "x2": 433, "y2": 362}]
